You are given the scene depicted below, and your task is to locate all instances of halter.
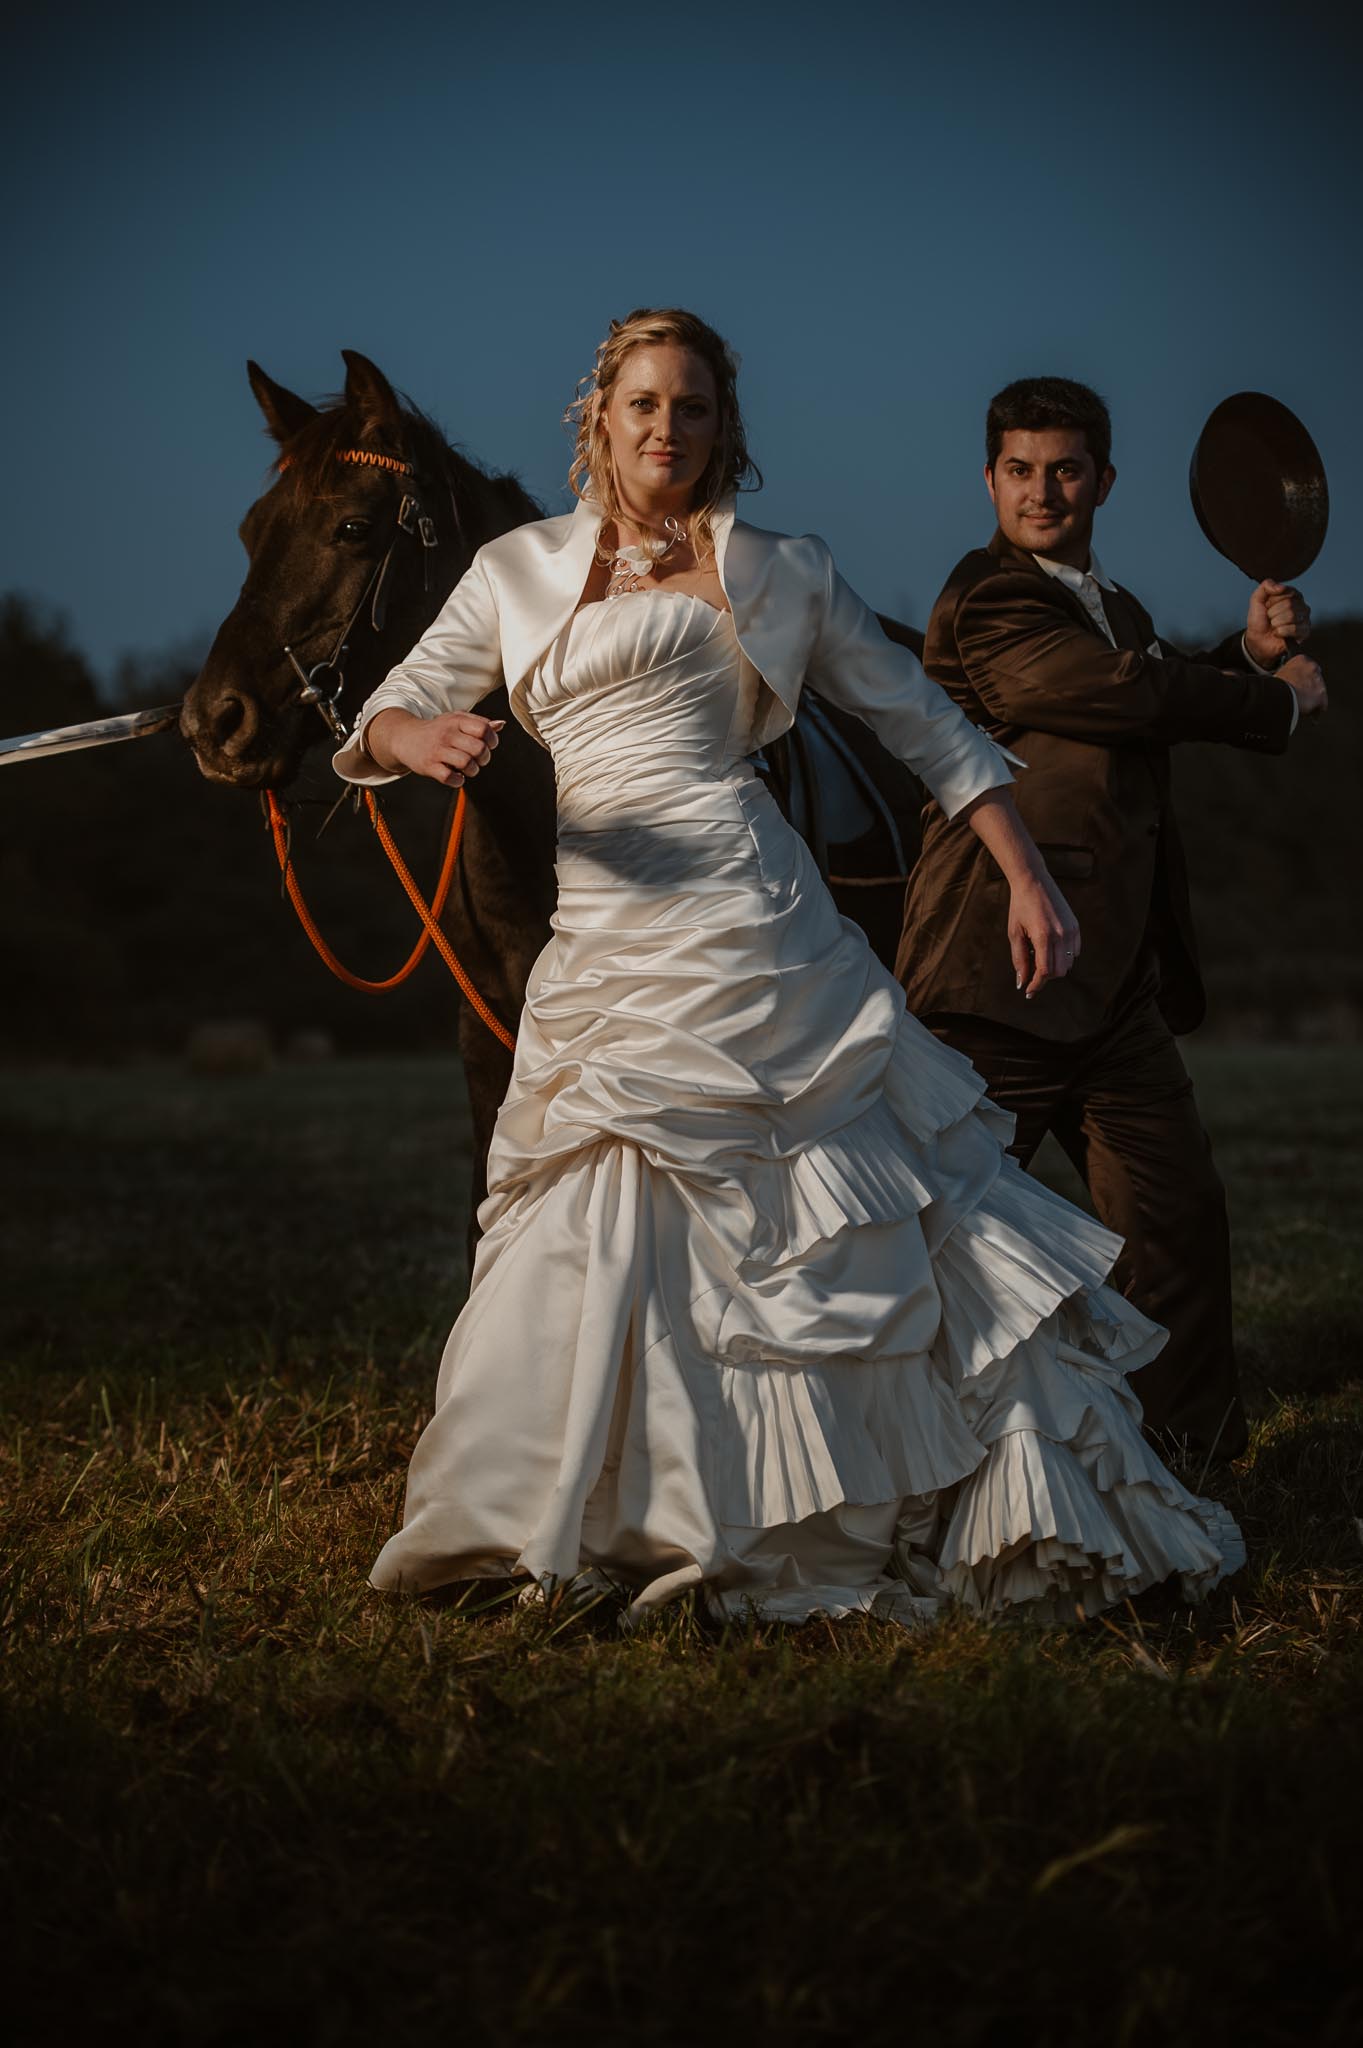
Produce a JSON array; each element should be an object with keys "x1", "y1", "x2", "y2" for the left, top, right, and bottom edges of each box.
[{"x1": 276, "y1": 445, "x2": 445, "y2": 740}]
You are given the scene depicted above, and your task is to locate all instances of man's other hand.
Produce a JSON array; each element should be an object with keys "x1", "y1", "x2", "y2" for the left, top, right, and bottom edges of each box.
[
  {"x1": 1279, "y1": 654, "x2": 1328, "y2": 722},
  {"x1": 1246, "y1": 579, "x2": 1311, "y2": 666}
]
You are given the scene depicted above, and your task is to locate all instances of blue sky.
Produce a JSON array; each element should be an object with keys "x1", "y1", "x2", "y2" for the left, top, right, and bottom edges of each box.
[{"x1": 4, "y1": 0, "x2": 1357, "y2": 686}]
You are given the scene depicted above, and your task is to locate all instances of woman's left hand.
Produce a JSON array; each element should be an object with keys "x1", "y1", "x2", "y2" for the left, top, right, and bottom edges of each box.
[
  {"x1": 955, "y1": 788, "x2": 1081, "y2": 999},
  {"x1": 1008, "y1": 871, "x2": 1080, "y2": 999}
]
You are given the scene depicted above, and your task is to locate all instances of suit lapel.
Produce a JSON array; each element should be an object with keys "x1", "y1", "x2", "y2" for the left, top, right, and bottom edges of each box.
[
  {"x1": 986, "y1": 530, "x2": 1158, "y2": 653},
  {"x1": 986, "y1": 530, "x2": 1100, "y2": 639},
  {"x1": 1098, "y1": 584, "x2": 1151, "y2": 654}
]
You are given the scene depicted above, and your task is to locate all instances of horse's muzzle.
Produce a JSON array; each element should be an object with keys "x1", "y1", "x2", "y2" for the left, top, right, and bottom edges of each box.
[{"x1": 179, "y1": 694, "x2": 307, "y2": 789}]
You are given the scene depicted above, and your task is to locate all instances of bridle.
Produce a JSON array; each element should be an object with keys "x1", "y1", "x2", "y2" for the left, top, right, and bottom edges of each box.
[
  {"x1": 261, "y1": 443, "x2": 515, "y2": 1049},
  {"x1": 276, "y1": 445, "x2": 455, "y2": 741}
]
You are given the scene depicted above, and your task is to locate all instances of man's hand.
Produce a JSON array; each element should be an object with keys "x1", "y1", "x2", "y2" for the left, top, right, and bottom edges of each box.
[
  {"x1": 365, "y1": 708, "x2": 505, "y2": 783},
  {"x1": 1245, "y1": 579, "x2": 1311, "y2": 667},
  {"x1": 1009, "y1": 870, "x2": 1081, "y2": 1000},
  {"x1": 1279, "y1": 653, "x2": 1328, "y2": 722}
]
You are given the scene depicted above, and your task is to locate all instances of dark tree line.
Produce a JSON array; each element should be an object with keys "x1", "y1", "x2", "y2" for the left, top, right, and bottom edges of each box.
[{"x1": 1, "y1": 594, "x2": 1358, "y2": 1060}]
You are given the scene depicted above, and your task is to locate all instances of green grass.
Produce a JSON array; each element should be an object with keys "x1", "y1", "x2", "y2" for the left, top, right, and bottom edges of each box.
[{"x1": 2, "y1": 1051, "x2": 1361, "y2": 2046}]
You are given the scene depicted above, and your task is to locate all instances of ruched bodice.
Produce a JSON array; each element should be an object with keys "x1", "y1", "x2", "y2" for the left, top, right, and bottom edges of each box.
[
  {"x1": 370, "y1": 591, "x2": 1243, "y2": 1626},
  {"x1": 526, "y1": 595, "x2": 767, "y2": 891},
  {"x1": 532, "y1": 593, "x2": 761, "y2": 797}
]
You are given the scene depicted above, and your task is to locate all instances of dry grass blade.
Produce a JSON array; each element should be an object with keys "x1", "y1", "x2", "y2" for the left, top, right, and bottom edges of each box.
[{"x1": 1032, "y1": 1821, "x2": 1164, "y2": 1895}]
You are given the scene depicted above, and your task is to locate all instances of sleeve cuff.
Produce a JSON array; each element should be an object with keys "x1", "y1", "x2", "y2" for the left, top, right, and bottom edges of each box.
[
  {"x1": 1239, "y1": 634, "x2": 1298, "y2": 734},
  {"x1": 933, "y1": 737, "x2": 1028, "y2": 820},
  {"x1": 1241, "y1": 633, "x2": 1277, "y2": 677},
  {"x1": 332, "y1": 706, "x2": 410, "y2": 787}
]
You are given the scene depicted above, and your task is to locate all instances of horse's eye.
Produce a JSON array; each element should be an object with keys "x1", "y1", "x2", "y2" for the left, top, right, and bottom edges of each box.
[{"x1": 335, "y1": 517, "x2": 372, "y2": 543}]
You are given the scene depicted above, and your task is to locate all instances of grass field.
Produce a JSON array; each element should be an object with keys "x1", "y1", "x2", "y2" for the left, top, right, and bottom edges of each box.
[{"x1": 2, "y1": 1049, "x2": 1361, "y2": 2046}]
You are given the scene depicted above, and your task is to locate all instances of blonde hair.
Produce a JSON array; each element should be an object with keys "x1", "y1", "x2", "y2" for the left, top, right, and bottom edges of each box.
[{"x1": 565, "y1": 307, "x2": 761, "y2": 557}]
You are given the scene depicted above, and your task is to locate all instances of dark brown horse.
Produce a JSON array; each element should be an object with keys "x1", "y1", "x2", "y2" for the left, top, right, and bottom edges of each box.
[
  {"x1": 181, "y1": 353, "x2": 925, "y2": 1232},
  {"x1": 181, "y1": 352, "x2": 558, "y2": 1231}
]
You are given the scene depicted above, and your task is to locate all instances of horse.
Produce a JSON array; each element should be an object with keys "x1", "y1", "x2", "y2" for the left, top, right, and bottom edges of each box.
[{"x1": 180, "y1": 352, "x2": 926, "y2": 1239}]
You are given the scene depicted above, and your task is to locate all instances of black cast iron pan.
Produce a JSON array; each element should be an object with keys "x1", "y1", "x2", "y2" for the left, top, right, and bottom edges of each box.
[{"x1": 1190, "y1": 390, "x2": 1329, "y2": 585}]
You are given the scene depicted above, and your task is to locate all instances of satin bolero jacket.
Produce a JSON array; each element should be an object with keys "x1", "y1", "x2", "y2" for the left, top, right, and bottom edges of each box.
[{"x1": 332, "y1": 494, "x2": 1020, "y2": 821}]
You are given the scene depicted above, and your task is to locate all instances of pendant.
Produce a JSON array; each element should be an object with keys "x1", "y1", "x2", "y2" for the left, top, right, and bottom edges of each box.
[
  {"x1": 603, "y1": 521, "x2": 685, "y2": 599},
  {"x1": 606, "y1": 545, "x2": 657, "y2": 598}
]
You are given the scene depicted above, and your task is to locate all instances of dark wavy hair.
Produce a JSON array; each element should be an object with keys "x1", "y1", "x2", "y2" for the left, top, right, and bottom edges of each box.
[{"x1": 986, "y1": 376, "x2": 1112, "y2": 474}]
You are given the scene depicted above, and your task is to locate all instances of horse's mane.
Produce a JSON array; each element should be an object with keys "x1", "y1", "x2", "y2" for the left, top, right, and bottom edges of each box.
[{"x1": 274, "y1": 390, "x2": 542, "y2": 527}]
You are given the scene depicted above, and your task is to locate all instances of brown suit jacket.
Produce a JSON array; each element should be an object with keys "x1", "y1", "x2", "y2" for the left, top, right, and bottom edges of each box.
[{"x1": 896, "y1": 532, "x2": 1294, "y2": 1041}]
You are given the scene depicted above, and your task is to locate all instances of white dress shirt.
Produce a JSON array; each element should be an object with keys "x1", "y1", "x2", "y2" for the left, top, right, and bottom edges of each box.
[{"x1": 1032, "y1": 551, "x2": 1298, "y2": 732}]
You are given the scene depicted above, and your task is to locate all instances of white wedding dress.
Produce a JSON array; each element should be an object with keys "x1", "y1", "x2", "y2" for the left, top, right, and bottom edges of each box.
[{"x1": 371, "y1": 591, "x2": 1243, "y2": 1624}]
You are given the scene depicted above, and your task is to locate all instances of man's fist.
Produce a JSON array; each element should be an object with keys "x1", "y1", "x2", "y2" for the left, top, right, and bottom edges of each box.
[
  {"x1": 1245, "y1": 579, "x2": 1311, "y2": 667},
  {"x1": 1279, "y1": 654, "x2": 1327, "y2": 722},
  {"x1": 364, "y1": 708, "x2": 505, "y2": 784}
]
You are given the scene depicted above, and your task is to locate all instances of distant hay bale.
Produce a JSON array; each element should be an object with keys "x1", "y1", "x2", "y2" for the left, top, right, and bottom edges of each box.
[
  {"x1": 185, "y1": 1019, "x2": 274, "y2": 1075},
  {"x1": 284, "y1": 1028, "x2": 335, "y2": 1063}
]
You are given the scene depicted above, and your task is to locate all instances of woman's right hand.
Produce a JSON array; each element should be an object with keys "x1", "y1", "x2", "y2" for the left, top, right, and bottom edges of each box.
[{"x1": 365, "y1": 708, "x2": 506, "y2": 783}]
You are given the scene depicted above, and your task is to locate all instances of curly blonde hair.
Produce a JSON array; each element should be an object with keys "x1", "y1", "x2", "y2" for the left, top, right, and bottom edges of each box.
[{"x1": 565, "y1": 307, "x2": 761, "y2": 558}]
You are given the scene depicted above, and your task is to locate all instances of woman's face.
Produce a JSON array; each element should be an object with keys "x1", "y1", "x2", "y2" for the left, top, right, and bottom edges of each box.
[{"x1": 601, "y1": 343, "x2": 720, "y2": 516}]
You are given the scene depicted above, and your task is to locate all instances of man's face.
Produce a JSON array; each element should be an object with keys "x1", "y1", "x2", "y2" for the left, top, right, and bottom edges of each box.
[{"x1": 986, "y1": 428, "x2": 1115, "y2": 568}]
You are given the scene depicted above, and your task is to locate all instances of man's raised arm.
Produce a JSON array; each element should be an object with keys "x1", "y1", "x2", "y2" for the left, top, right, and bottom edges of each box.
[{"x1": 954, "y1": 571, "x2": 1318, "y2": 754}]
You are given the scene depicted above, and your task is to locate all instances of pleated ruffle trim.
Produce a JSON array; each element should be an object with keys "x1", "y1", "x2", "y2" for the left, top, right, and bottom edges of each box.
[{"x1": 595, "y1": 1020, "x2": 1242, "y2": 1618}]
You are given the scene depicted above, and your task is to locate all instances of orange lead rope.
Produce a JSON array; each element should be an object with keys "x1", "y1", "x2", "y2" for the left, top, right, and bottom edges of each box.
[{"x1": 264, "y1": 787, "x2": 516, "y2": 1050}]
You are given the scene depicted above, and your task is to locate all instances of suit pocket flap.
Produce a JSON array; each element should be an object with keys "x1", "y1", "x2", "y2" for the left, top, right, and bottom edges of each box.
[{"x1": 1038, "y1": 843, "x2": 1096, "y2": 881}]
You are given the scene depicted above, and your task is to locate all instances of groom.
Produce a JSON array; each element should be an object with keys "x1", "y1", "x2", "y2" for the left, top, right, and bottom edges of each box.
[{"x1": 897, "y1": 376, "x2": 1326, "y2": 1459}]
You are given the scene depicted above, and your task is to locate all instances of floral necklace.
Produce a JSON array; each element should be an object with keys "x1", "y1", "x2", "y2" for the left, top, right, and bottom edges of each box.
[{"x1": 600, "y1": 515, "x2": 689, "y2": 598}]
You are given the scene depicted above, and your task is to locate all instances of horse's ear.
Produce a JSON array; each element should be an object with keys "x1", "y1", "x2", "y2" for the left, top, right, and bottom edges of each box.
[
  {"x1": 341, "y1": 350, "x2": 403, "y2": 429},
  {"x1": 247, "y1": 361, "x2": 319, "y2": 445}
]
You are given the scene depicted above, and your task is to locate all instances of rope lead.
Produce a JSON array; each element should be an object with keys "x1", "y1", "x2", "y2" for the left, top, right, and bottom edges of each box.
[{"x1": 263, "y1": 787, "x2": 516, "y2": 1050}]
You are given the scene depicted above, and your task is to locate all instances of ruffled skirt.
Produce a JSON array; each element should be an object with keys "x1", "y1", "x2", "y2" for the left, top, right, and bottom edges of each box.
[{"x1": 371, "y1": 769, "x2": 1242, "y2": 1625}]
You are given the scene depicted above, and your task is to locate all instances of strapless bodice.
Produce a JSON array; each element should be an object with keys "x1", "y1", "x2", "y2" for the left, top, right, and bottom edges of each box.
[{"x1": 525, "y1": 593, "x2": 762, "y2": 824}]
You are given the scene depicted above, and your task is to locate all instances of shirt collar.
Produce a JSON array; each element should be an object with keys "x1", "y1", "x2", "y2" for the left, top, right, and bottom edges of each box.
[{"x1": 1032, "y1": 549, "x2": 1116, "y2": 594}]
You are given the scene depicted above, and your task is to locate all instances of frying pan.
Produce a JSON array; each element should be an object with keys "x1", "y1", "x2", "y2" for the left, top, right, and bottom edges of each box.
[{"x1": 1190, "y1": 392, "x2": 1328, "y2": 603}]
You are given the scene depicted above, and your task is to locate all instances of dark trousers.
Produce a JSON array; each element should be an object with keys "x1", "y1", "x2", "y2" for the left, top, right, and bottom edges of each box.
[{"x1": 922, "y1": 981, "x2": 1246, "y2": 1459}]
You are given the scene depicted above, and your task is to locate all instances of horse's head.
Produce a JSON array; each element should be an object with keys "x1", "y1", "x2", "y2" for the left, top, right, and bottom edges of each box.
[{"x1": 182, "y1": 351, "x2": 462, "y2": 789}]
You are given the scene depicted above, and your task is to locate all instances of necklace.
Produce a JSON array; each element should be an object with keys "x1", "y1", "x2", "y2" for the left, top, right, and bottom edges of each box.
[{"x1": 600, "y1": 515, "x2": 688, "y2": 598}]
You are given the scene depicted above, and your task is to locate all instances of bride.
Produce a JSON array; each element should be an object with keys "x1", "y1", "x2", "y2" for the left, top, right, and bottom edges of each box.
[{"x1": 333, "y1": 307, "x2": 1243, "y2": 1626}]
